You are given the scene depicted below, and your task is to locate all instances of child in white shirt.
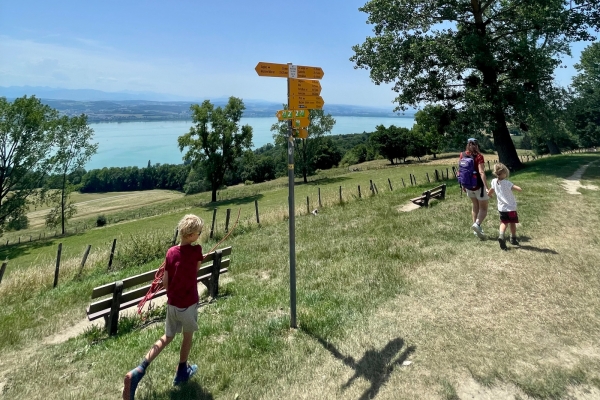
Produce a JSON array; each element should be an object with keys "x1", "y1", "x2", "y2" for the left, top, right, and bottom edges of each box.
[{"x1": 487, "y1": 163, "x2": 523, "y2": 250}]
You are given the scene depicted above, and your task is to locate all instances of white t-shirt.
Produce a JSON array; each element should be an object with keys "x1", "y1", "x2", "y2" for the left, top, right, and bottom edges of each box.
[{"x1": 491, "y1": 178, "x2": 517, "y2": 212}]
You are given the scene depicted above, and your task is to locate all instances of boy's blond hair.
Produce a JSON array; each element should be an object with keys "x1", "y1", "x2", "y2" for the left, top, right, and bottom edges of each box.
[
  {"x1": 177, "y1": 214, "x2": 204, "y2": 238},
  {"x1": 493, "y1": 162, "x2": 510, "y2": 178}
]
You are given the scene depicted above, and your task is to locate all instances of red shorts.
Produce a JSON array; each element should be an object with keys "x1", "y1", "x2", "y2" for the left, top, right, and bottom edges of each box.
[{"x1": 499, "y1": 211, "x2": 519, "y2": 224}]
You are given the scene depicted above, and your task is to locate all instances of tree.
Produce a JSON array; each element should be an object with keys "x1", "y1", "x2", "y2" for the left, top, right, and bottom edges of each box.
[
  {"x1": 412, "y1": 105, "x2": 454, "y2": 158},
  {"x1": 369, "y1": 125, "x2": 410, "y2": 164},
  {"x1": 271, "y1": 108, "x2": 336, "y2": 183},
  {"x1": 568, "y1": 42, "x2": 600, "y2": 147},
  {"x1": 45, "y1": 114, "x2": 98, "y2": 234},
  {"x1": 178, "y1": 97, "x2": 253, "y2": 202},
  {"x1": 351, "y1": 0, "x2": 600, "y2": 169},
  {"x1": 0, "y1": 96, "x2": 58, "y2": 235}
]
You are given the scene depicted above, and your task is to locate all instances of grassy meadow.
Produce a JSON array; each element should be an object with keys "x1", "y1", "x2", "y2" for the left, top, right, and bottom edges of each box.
[{"x1": 0, "y1": 153, "x2": 599, "y2": 400}]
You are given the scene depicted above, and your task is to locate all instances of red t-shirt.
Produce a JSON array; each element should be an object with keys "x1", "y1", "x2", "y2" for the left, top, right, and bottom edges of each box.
[{"x1": 165, "y1": 244, "x2": 204, "y2": 308}]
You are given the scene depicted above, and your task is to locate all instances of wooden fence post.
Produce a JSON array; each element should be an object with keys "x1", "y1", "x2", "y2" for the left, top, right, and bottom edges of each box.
[
  {"x1": 358, "y1": 185, "x2": 361, "y2": 198},
  {"x1": 171, "y1": 228, "x2": 179, "y2": 246},
  {"x1": 255, "y1": 200, "x2": 260, "y2": 224},
  {"x1": 0, "y1": 262, "x2": 7, "y2": 285},
  {"x1": 209, "y1": 250, "x2": 222, "y2": 298},
  {"x1": 452, "y1": 166, "x2": 457, "y2": 178},
  {"x1": 435, "y1": 170, "x2": 440, "y2": 181},
  {"x1": 446, "y1": 168, "x2": 449, "y2": 180},
  {"x1": 401, "y1": 178, "x2": 406, "y2": 188},
  {"x1": 77, "y1": 245, "x2": 92, "y2": 278},
  {"x1": 413, "y1": 174, "x2": 417, "y2": 185},
  {"x1": 369, "y1": 179, "x2": 374, "y2": 195},
  {"x1": 426, "y1": 172, "x2": 431, "y2": 183},
  {"x1": 388, "y1": 178, "x2": 393, "y2": 191},
  {"x1": 339, "y1": 186, "x2": 343, "y2": 203},
  {"x1": 53, "y1": 243, "x2": 62, "y2": 288},
  {"x1": 225, "y1": 208, "x2": 231, "y2": 233},
  {"x1": 318, "y1": 188, "x2": 322, "y2": 207},
  {"x1": 107, "y1": 239, "x2": 117, "y2": 271},
  {"x1": 107, "y1": 281, "x2": 123, "y2": 336},
  {"x1": 487, "y1": 160, "x2": 491, "y2": 170},
  {"x1": 210, "y1": 208, "x2": 217, "y2": 238},
  {"x1": 306, "y1": 196, "x2": 310, "y2": 214},
  {"x1": 373, "y1": 183, "x2": 379, "y2": 194}
]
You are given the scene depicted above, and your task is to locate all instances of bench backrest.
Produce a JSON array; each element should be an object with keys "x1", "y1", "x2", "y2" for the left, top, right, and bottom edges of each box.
[{"x1": 90, "y1": 246, "x2": 231, "y2": 300}]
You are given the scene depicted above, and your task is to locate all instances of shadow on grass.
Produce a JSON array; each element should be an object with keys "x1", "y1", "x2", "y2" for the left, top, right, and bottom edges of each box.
[
  {"x1": 0, "y1": 233, "x2": 78, "y2": 261},
  {"x1": 517, "y1": 245, "x2": 559, "y2": 254},
  {"x1": 305, "y1": 331, "x2": 416, "y2": 400},
  {"x1": 201, "y1": 193, "x2": 264, "y2": 210},
  {"x1": 167, "y1": 381, "x2": 215, "y2": 400}
]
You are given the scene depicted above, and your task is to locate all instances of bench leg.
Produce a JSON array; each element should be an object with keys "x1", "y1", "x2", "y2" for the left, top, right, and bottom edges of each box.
[
  {"x1": 209, "y1": 250, "x2": 222, "y2": 298},
  {"x1": 107, "y1": 281, "x2": 123, "y2": 336}
]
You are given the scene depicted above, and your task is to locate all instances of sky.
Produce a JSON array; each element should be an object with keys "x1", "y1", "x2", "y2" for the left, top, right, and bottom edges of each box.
[{"x1": 0, "y1": 0, "x2": 595, "y2": 108}]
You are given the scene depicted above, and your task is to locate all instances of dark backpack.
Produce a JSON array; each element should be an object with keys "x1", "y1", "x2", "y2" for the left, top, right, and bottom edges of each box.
[{"x1": 458, "y1": 152, "x2": 481, "y2": 191}]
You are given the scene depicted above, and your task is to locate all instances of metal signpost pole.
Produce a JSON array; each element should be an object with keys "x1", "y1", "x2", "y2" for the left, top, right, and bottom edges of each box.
[{"x1": 287, "y1": 62, "x2": 297, "y2": 329}]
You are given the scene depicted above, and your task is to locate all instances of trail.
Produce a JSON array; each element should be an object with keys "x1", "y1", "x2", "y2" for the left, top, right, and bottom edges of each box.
[{"x1": 562, "y1": 162, "x2": 599, "y2": 194}]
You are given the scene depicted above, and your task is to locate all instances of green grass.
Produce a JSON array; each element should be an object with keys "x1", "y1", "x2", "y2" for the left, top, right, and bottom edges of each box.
[{"x1": 1, "y1": 153, "x2": 599, "y2": 399}]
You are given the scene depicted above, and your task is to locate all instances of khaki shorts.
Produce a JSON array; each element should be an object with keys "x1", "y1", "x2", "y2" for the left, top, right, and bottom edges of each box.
[
  {"x1": 165, "y1": 303, "x2": 198, "y2": 337},
  {"x1": 466, "y1": 188, "x2": 489, "y2": 201}
]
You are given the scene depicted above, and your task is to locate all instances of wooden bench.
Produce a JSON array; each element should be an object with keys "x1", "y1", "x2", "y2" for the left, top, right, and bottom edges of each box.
[
  {"x1": 86, "y1": 246, "x2": 232, "y2": 336},
  {"x1": 410, "y1": 184, "x2": 447, "y2": 207}
]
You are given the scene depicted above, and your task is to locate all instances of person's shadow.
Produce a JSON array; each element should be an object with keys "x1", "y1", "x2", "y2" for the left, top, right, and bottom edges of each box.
[
  {"x1": 308, "y1": 332, "x2": 416, "y2": 400},
  {"x1": 140, "y1": 381, "x2": 214, "y2": 400}
]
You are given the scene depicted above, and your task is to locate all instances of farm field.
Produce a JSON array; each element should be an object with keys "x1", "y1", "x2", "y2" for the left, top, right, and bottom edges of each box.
[{"x1": 0, "y1": 153, "x2": 599, "y2": 400}]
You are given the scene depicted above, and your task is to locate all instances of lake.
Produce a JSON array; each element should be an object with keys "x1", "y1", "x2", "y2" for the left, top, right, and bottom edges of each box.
[{"x1": 86, "y1": 116, "x2": 415, "y2": 170}]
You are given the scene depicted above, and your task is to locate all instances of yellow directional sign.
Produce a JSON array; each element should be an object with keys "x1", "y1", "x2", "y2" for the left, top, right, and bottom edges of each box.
[
  {"x1": 289, "y1": 95, "x2": 324, "y2": 110},
  {"x1": 294, "y1": 128, "x2": 309, "y2": 139},
  {"x1": 294, "y1": 65, "x2": 324, "y2": 80},
  {"x1": 276, "y1": 109, "x2": 310, "y2": 120},
  {"x1": 255, "y1": 62, "x2": 324, "y2": 79},
  {"x1": 289, "y1": 78, "x2": 322, "y2": 96},
  {"x1": 292, "y1": 118, "x2": 310, "y2": 128},
  {"x1": 255, "y1": 62, "x2": 288, "y2": 77}
]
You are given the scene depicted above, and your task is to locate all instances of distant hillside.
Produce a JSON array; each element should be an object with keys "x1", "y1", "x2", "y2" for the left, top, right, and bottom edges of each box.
[{"x1": 0, "y1": 86, "x2": 412, "y2": 122}]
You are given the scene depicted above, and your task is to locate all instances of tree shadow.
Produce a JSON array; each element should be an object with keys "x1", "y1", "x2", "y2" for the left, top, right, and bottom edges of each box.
[
  {"x1": 0, "y1": 236, "x2": 61, "y2": 260},
  {"x1": 517, "y1": 245, "x2": 558, "y2": 254},
  {"x1": 306, "y1": 331, "x2": 416, "y2": 400},
  {"x1": 201, "y1": 193, "x2": 264, "y2": 210}
]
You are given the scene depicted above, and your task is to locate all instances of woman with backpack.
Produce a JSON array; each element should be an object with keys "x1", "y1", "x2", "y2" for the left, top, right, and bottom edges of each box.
[{"x1": 458, "y1": 138, "x2": 489, "y2": 239}]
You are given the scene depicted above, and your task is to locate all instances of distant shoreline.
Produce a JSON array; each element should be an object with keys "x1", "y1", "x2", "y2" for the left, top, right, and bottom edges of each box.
[{"x1": 87, "y1": 114, "x2": 415, "y2": 124}]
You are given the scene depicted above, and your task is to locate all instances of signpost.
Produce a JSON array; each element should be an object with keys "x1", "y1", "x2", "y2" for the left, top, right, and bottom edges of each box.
[{"x1": 255, "y1": 62, "x2": 324, "y2": 329}]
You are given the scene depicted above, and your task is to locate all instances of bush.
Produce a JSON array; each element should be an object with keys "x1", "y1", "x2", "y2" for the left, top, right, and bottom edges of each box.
[
  {"x1": 6, "y1": 215, "x2": 29, "y2": 231},
  {"x1": 96, "y1": 215, "x2": 107, "y2": 227},
  {"x1": 244, "y1": 180, "x2": 254, "y2": 185}
]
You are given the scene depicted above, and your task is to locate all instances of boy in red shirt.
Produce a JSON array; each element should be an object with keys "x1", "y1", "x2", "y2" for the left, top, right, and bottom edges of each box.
[{"x1": 123, "y1": 214, "x2": 205, "y2": 400}]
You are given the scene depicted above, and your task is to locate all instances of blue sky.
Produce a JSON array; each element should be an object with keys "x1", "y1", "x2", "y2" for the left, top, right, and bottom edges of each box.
[{"x1": 0, "y1": 0, "x2": 594, "y2": 108}]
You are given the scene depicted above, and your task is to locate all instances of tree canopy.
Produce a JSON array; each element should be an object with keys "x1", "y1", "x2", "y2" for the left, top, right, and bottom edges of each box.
[
  {"x1": 178, "y1": 97, "x2": 253, "y2": 202},
  {"x1": 568, "y1": 42, "x2": 600, "y2": 147},
  {"x1": 0, "y1": 96, "x2": 58, "y2": 234},
  {"x1": 351, "y1": 0, "x2": 600, "y2": 168}
]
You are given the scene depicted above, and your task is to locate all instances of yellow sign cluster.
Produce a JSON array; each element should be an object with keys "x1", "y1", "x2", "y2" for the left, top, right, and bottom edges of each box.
[{"x1": 255, "y1": 62, "x2": 324, "y2": 139}]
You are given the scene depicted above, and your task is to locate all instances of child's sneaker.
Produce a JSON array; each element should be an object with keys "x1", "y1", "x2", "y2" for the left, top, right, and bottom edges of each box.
[
  {"x1": 471, "y1": 223, "x2": 485, "y2": 239},
  {"x1": 123, "y1": 366, "x2": 145, "y2": 400},
  {"x1": 510, "y1": 237, "x2": 520, "y2": 246},
  {"x1": 173, "y1": 363, "x2": 198, "y2": 386},
  {"x1": 498, "y1": 238, "x2": 508, "y2": 251}
]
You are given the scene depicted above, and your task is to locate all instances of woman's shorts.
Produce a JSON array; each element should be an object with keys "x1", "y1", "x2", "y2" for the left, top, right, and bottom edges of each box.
[
  {"x1": 466, "y1": 188, "x2": 489, "y2": 201},
  {"x1": 499, "y1": 211, "x2": 519, "y2": 224},
  {"x1": 165, "y1": 303, "x2": 199, "y2": 337}
]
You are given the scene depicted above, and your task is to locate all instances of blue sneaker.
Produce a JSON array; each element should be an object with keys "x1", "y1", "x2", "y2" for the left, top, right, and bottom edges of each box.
[
  {"x1": 123, "y1": 366, "x2": 145, "y2": 400},
  {"x1": 173, "y1": 364, "x2": 198, "y2": 386}
]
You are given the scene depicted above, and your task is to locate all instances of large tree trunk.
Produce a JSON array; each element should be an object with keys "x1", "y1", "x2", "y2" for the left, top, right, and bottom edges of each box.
[
  {"x1": 211, "y1": 189, "x2": 217, "y2": 203},
  {"x1": 547, "y1": 140, "x2": 561, "y2": 155},
  {"x1": 492, "y1": 111, "x2": 523, "y2": 170}
]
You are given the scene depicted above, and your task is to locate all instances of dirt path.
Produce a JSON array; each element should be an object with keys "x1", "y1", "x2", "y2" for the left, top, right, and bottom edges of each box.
[{"x1": 562, "y1": 162, "x2": 599, "y2": 194}]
